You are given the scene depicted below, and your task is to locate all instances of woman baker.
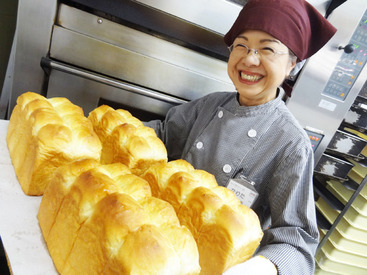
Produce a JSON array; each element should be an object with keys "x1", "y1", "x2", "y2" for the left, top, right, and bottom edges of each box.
[{"x1": 144, "y1": 0, "x2": 337, "y2": 274}]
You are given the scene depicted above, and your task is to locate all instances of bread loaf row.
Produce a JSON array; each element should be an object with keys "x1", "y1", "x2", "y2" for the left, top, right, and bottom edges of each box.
[
  {"x1": 7, "y1": 92, "x2": 263, "y2": 274},
  {"x1": 6, "y1": 92, "x2": 102, "y2": 195},
  {"x1": 87, "y1": 105, "x2": 263, "y2": 272},
  {"x1": 88, "y1": 105, "x2": 168, "y2": 176},
  {"x1": 142, "y1": 160, "x2": 263, "y2": 274},
  {"x1": 38, "y1": 160, "x2": 200, "y2": 275}
]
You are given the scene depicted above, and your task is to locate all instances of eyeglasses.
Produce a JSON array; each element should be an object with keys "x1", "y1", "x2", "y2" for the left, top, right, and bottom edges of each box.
[{"x1": 228, "y1": 43, "x2": 289, "y2": 60}]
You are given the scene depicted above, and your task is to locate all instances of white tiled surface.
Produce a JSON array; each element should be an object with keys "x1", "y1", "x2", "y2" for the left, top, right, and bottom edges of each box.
[{"x1": 0, "y1": 120, "x2": 57, "y2": 274}]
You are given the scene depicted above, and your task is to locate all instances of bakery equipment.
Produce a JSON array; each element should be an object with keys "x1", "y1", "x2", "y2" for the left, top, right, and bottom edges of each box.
[
  {"x1": 325, "y1": 130, "x2": 367, "y2": 160},
  {"x1": 314, "y1": 154, "x2": 354, "y2": 181},
  {"x1": 286, "y1": 1, "x2": 367, "y2": 273},
  {"x1": 1, "y1": 0, "x2": 244, "y2": 120},
  {"x1": 287, "y1": 0, "x2": 367, "y2": 167}
]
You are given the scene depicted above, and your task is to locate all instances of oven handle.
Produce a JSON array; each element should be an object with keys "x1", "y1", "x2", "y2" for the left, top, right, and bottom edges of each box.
[{"x1": 41, "y1": 57, "x2": 188, "y2": 105}]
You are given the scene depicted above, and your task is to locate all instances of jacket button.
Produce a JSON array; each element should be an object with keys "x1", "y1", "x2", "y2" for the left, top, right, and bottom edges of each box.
[
  {"x1": 218, "y1": 110, "x2": 224, "y2": 118},
  {"x1": 248, "y1": 129, "x2": 257, "y2": 137},
  {"x1": 223, "y1": 164, "x2": 232, "y2": 173},
  {"x1": 196, "y1": 141, "x2": 203, "y2": 149}
]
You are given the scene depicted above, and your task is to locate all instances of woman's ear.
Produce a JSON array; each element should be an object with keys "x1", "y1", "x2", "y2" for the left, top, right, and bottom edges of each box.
[{"x1": 286, "y1": 58, "x2": 299, "y2": 79}]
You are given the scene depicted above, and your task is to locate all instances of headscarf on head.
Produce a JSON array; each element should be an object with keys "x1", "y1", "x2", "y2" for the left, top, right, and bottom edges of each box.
[{"x1": 224, "y1": 0, "x2": 337, "y2": 61}]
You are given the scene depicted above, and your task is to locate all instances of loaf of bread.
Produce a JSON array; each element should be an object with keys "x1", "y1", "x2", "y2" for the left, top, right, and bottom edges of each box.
[
  {"x1": 64, "y1": 193, "x2": 200, "y2": 275},
  {"x1": 38, "y1": 158, "x2": 101, "y2": 240},
  {"x1": 6, "y1": 92, "x2": 102, "y2": 195},
  {"x1": 88, "y1": 105, "x2": 143, "y2": 141},
  {"x1": 8, "y1": 94, "x2": 261, "y2": 274},
  {"x1": 140, "y1": 158, "x2": 195, "y2": 197},
  {"x1": 142, "y1": 160, "x2": 263, "y2": 275},
  {"x1": 43, "y1": 162, "x2": 151, "y2": 272},
  {"x1": 38, "y1": 161, "x2": 200, "y2": 274},
  {"x1": 178, "y1": 186, "x2": 263, "y2": 274},
  {"x1": 88, "y1": 105, "x2": 168, "y2": 176}
]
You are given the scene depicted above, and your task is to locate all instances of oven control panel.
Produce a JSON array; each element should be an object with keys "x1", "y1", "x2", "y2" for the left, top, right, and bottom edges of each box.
[
  {"x1": 305, "y1": 129, "x2": 324, "y2": 152},
  {"x1": 322, "y1": 9, "x2": 367, "y2": 101}
]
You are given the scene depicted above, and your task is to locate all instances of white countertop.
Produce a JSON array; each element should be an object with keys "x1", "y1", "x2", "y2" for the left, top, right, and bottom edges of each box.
[{"x1": 0, "y1": 120, "x2": 57, "y2": 274}]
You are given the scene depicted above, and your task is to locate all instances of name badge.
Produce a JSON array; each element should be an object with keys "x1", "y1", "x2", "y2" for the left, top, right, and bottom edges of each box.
[{"x1": 226, "y1": 178, "x2": 258, "y2": 207}]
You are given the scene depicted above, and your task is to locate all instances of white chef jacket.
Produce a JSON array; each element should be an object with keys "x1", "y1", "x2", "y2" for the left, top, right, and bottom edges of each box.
[{"x1": 144, "y1": 90, "x2": 319, "y2": 275}]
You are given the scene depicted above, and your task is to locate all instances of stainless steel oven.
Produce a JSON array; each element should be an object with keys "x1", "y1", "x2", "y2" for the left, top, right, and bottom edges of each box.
[
  {"x1": 287, "y1": 0, "x2": 367, "y2": 176},
  {"x1": 286, "y1": 1, "x2": 367, "y2": 271},
  {"x1": 2, "y1": 0, "x2": 246, "y2": 120}
]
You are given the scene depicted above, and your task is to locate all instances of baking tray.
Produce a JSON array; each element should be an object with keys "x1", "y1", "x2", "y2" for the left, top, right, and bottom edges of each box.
[
  {"x1": 318, "y1": 230, "x2": 367, "y2": 269},
  {"x1": 314, "y1": 262, "x2": 343, "y2": 275},
  {"x1": 316, "y1": 242, "x2": 367, "y2": 275},
  {"x1": 316, "y1": 198, "x2": 367, "y2": 245},
  {"x1": 324, "y1": 194, "x2": 367, "y2": 235},
  {"x1": 314, "y1": 262, "x2": 342, "y2": 275},
  {"x1": 314, "y1": 154, "x2": 355, "y2": 182},
  {"x1": 346, "y1": 160, "x2": 367, "y2": 199},
  {"x1": 327, "y1": 179, "x2": 367, "y2": 217},
  {"x1": 326, "y1": 130, "x2": 367, "y2": 161},
  {"x1": 343, "y1": 127, "x2": 367, "y2": 143},
  {"x1": 319, "y1": 226, "x2": 367, "y2": 258},
  {"x1": 343, "y1": 97, "x2": 367, "y2": 132}
]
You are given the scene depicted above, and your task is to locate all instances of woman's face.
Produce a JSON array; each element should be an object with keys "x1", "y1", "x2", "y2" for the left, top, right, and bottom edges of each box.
[{"x1": 227, "y1": 30, "x2": 296, "y2": 106}]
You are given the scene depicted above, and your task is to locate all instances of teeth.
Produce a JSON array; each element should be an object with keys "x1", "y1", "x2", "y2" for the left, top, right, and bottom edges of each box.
[{"x1": 241, "y1": 72, "x2": 262, "y2": 81}]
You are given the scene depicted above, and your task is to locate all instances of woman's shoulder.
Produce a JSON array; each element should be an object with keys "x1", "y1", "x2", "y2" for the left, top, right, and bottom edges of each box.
[{"x1": 276, "y1": 104, "x2": 313, "y2": 150}]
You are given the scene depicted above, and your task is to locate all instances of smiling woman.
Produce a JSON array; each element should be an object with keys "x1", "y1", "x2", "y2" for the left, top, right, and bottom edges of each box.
[
  {"x1": 227, "y1": 30, "x2": 297, "y2": 106},
  {"x1": 143, "y1": 0, "x2": 337, "y2": 274}
]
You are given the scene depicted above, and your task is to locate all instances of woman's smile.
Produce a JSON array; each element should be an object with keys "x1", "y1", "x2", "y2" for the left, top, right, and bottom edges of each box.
[{"x1": 239, "y1": 70, "x2": 264, "y2": 84}]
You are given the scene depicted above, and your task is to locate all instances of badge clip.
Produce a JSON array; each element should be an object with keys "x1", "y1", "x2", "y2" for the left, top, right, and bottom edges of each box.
[{"x1": 226, "y1": 169, "x2": 258, "y2": 207}]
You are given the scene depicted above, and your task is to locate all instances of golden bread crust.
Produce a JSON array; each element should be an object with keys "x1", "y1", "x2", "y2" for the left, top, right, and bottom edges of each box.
[
  {"x1": 44, "y1": 163, "x2": 147, "y2": 272},
  {"x1": 6, "y1": 94, "x2": 263, "y2": 274},
  {"x1": 6, "y1": 92, "x2": 102, "y2": 195},
  {"x1": 88, "y1": 105, "x2": 167, "y2": 175},
  {"x1": 142, "y1": 160, "x2": 263, "y2": 274},
  {"x1": 39, "y1": 162, "x2": 200, "y2": 275},
  {"x1": 38, "y1": 159, "x2": 100, "y2": 239}
]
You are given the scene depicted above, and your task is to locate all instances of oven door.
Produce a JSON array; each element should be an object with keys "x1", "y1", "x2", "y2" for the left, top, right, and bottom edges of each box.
[
  {"x1": 42, "y1": 3, "x2": 234, "y2": 120},
  {"x1": 42, "y1": 58, "x2": 183, "y2": 120}
]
